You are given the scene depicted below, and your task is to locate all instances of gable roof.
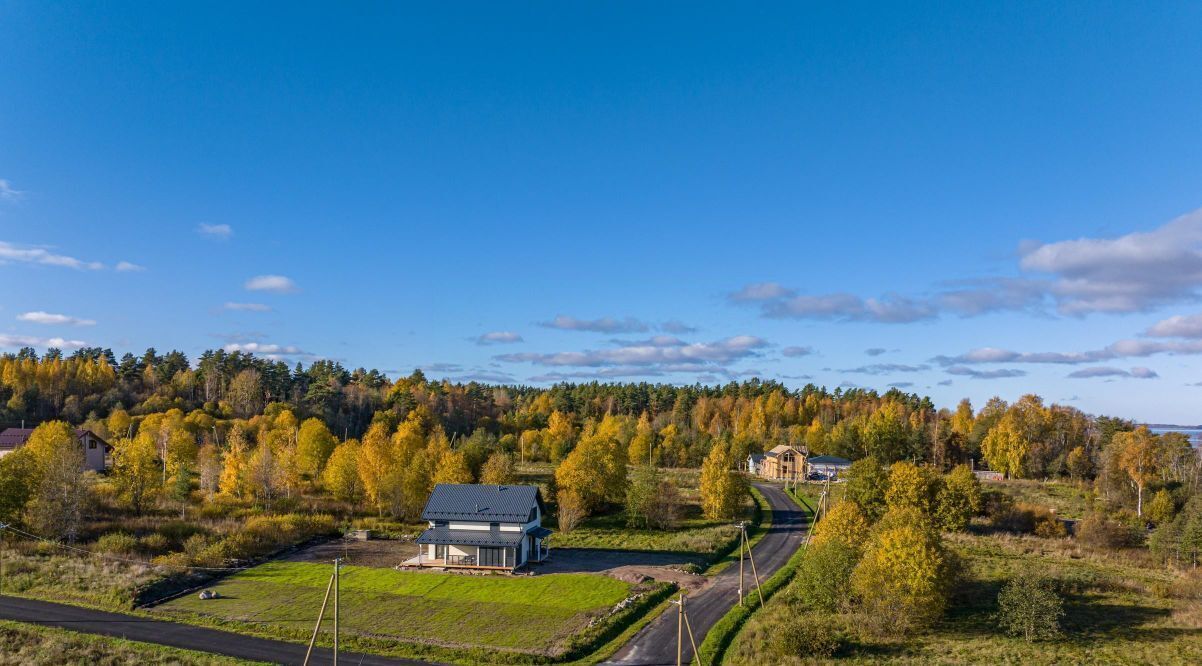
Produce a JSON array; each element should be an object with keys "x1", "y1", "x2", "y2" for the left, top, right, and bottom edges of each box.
[
  {"x1": 0, "y1": 427, "x2": 108, "y2": 451},
  {"x1": 421, "y1": 484, "x2": 543, "y2": 523},
  {"x1": 765, "y1": 444, "x2": 804, "y2": 458}
]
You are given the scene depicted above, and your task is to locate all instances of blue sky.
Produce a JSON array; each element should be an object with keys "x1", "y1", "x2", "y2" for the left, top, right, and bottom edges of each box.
[{"x1": 4, "y1": 2, "x2": 1202, "y2": 422}]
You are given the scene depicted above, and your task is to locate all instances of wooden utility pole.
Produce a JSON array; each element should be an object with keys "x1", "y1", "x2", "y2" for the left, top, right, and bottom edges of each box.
[
  {"x1": 0, "y1": 524, "x2": 7, "y2": 596},
  {"x1": 302, "y1": 572, "x2": 336, "y2": 666},
  {"x1": 737, "y1": 522, "x2": 745, "y2": 607},
  {"x1": 673, "y1": 593, "x2": 701, "y2": 666},
  {"x1": 333, "y1": 557, "x2": 341, "y2": 666},
  {"x1": 743, "y1": 522, "x2": 764, "y2": 608}
]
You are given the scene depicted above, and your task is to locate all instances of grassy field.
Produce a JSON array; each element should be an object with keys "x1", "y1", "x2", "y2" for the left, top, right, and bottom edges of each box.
[
  {"x1": 534, "y1": 466, "x2": 757, "y2": 560},
  {"x1": 724, "y1": 528, "x2": 1202, "y2": 665},
  {"x1": 984, "y1": 479, "x2": 1094, "y2": 519},
  {"x1": 0, "y1": 619, "x2": 261, "y2": 666},
  {"x1": 0, "y1": 545, "x2": 162, "y2": 611},
  {"x1": 155, "y1": 561, "x2": 636, "y2": 658}
]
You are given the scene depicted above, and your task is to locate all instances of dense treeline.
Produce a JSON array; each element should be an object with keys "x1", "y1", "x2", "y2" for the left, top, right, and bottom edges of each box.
[{"x1": 3, "y1": 345, "x2": 1200, "y2": 536}]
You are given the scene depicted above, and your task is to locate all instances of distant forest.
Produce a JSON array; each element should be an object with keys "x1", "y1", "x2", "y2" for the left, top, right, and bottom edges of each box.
[{"x1": 0, "y1": 344, "x2": 1170, "y2": 485}]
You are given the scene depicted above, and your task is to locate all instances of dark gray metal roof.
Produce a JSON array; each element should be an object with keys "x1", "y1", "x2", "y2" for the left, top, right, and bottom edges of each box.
[
  {"x1": 417, "y1": 526, "x2": 526, "y2": 548},
  {"x1": 749, "y1": 454, "x2": 765, "y2": 462},
  {"x1": 421, "y1": 484, "x2": 543, "y2": 522},
  {"x1": 529, "y1": 526, "x2": 552, "y2": 539},
  {"x1": 0, "y1": 427, "x2": 108, "y2": 450}
]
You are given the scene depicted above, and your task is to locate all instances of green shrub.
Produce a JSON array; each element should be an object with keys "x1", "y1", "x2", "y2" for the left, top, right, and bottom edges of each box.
[
  {"x1": 773, "y1": 612, "x2": 841, "y2": 659},
  {"x1": 93, "y1": 532, "x2": 139, "y2": 555},
  {"x1": 138, "y1": 533, "x2": 171, "y2": 555},
  {"x1": 1034, "y1": 516, "x2": 1068, "y2": 538},
  {"x1": 997, "y1": 572, "x2": 1063, "y2": 640},
  {"x1": 792, "y1": 541, "x2": 858, "y2": 612}
]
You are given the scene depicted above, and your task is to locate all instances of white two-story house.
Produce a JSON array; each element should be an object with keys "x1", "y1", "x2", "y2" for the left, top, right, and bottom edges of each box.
[{"x1": 414, "y1": 484, "x2": 551, "y2": 570}]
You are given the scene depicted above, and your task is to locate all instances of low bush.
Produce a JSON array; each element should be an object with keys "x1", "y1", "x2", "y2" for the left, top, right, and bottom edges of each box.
[
  {"x1": 792, "y1": 541, "x2": 858, "y2": 612},
  {"x1": 93, "y1": 532, "x2": 139, "y2": 555},
  {"x1": 991, "y1": 502, "x2": 1062, "y2": 536},
  {"x1": 773, "y1": 612, "x2": 842, "y2": 659},
  {"x1": 997, "y1": 572, "x2": 1064, "y2": 640},
  {"x1": 138, "y1": 533, "x2": 171, "y2": 555}
]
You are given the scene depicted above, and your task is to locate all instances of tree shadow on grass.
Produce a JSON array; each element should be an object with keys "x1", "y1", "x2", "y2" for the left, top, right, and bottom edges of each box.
[{"x1": 1060, "y1": 594, "x2": 1170, "y2": 636}]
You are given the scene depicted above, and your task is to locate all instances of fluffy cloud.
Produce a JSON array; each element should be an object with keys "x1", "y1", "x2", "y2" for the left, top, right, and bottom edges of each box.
[
  {"x1": 222, "y1": 342, "x2": 317, "y2": 361},
  {"x1": 224, "y1": 302, "x2": 273, "y2": 312},
  {"x1": 1019, "y1": 209, "x2": 1202, "y2": 314},
  {"x1": 540, "y1": 315, "x2": 649, "y2": 333},
  {"x1": 115, "y1": 261, "x2": 145, "y2": 272},
  {"x1": 728, "y1": 282, "x2": 796, "y2": 302},
  {"x1": 841, "y1": 363, "x2": 930, "y2": 375},
  {"x1": 0, "y1": 334, "x2": 88, "y2": 349},
  {"x1": 475, "y1": 331, "x2": 524, "y2": 345},
  {"x1": 944, "y1": 366, "x2": 1027, "y2": 379},
  {"x1": 244, "y1": 275, "x2": 298, "y2": 293},
  {"x1": 17, "y1": 311, "x2": 95, "y2": 326},
  {"x1": 1066, "y1": 366, "x2": 1159, "y2": 379},
  {"x1": 782, "y1": 346, "x2": 814, "y2": 357},
  {"x1": 1145, "y1": 313, "x2": 1202, "y2": 338},
  {"x1": 498, "y1": 335, "x2": 768, "y2": 372},
  {"x1": 935, "y1": 338, "x2": 1202, "y2": 366},
  {"x1": 197, "y1": 223, "x2": 233, "y2": 239},
  {"x1": 762, "y1": 292, "x2": 938, "y2": 324},
  {"x1": 660, "y1": 320, "x2": 698, "y2": 334},
  {"x1": 732, "y1": 207, "x2": 1202, "y2": 322},
  {"x1": 0, "y1": 241, "x2": 104, "y2": 270}
]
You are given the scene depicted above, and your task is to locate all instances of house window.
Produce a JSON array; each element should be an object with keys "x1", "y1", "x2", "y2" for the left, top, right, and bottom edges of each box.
[
  {"x1": 434, "y1": 520, "x2": 448, "y2": 527},
  {"x1": 88, "y1": 439, "x2": 96, "y2": 449},
  {"x1": 490, "y1": 522, "x2": 499, "y2": 531},
  {"x1": 480, "y1": 547, "x2": 505, "y2": 567}
]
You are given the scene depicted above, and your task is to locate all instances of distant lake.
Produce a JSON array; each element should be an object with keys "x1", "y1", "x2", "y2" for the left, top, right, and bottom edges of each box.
[{"x1": 1148, "y1": 426, "x2": 1202, "y2": 447}]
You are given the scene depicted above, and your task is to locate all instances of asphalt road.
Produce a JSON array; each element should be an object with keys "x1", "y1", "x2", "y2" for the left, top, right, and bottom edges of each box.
[
  {"x1": 0, "y1": 594, "x2": 431, "y2": 665},
  {"x1": 603, "y1": 482, "x2": 809, "y2": 665}
]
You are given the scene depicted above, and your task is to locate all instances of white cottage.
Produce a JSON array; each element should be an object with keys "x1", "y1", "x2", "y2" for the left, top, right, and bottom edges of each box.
[{"x1": 414, "y1": 484, "x2": 551, "y2": 570}]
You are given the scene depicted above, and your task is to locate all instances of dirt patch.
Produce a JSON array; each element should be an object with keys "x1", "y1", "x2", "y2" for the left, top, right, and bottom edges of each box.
[
  {"x1": 280, "y1": 537, "x2": 418, "y2": 568},
  {"x1": 605, "y1": 565, "x2": 709, "y2": 592}
]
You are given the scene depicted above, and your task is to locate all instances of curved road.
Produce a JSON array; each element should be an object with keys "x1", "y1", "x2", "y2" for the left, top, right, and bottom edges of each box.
[
  {"x1": 0, "y1": 595, "x2": 428, "y2": 666},
  {"x1": 604, "y1": 482, "x2": 809, "y2": 665},
  {"x1": 0, "y1": 483, "x2": 806, "y2": 666}
]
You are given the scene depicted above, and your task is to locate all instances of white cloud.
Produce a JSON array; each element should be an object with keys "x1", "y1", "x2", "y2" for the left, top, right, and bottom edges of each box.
[
  {"x1": 1066, "y1": 366, "x2": 1159, "y2": 379},
  {"x1": 244, "y1": 275, "x2": 298, "y2": 293},
  {"x1": 0, "y1": 180, "x2": 22, "y2": 200},
  {"x1": 475, "y1": 331, "x2": 524, "y2": 345},
  {"x1": 782, "y1": 346, "x2": 814, "y2": 357},
  {"x1": 934, "y1": 338, "x2": 1202, "y2": 366},
  {"x1": 0, "y1": 334, "x2": 88, "y2": 349},
  {"x1": 540, "y1": 315, "x2": 650, "y2": 333},
  {"x1": 728, "y1": 282, "x2": 796, "y2": 302},
  {"x1": 17, "y1": 311, "x2": 96, "y2": 326},
  {"x1": 841, "y1": 363, "x2": 930, "y2": 375},
  {"x1": 115, "y1": 261, "x2": 145, "y2": 272},
  {"x1": 1019, "y1": 208, "x2": 1202, "y2": 314},
  {"x1": 0, "y1": 241, "x2": 104, "y2": 270},
  {"x1": 222, "y1": 342, "x2": 316, "y2": 360},
  {"x1": 945, "y1": 366, "x2": 1027, "y2": 379},
  {"x1": 498, "y1": 335, "x2": 769, "y2": 370},
  {"x1": 660, "y1": 320, "x2": 698, "y2": 334},
  {"x1": 197, "y1": 223, "x2": 233, "y2": 239},
  {"x1": 732, "y1": 207, "x2": 1202, "y2": 322},
  {"x1": 224, "y1": 302, "x2": 273, "y2": 312},
  {"x1": 1145, "y1": 313, "x2": 1202, "y2": 338}
]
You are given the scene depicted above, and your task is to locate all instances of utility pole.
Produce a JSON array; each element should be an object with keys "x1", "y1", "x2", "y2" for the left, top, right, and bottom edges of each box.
[
  {"x1": 741, "y1": 522, "x2": 764, "y2": 608},
  {"x1": 672, "y1": 593, "x2": 700, "y2": 666},
  {"x1": 0, "y1": 524, "x2": 7, "y2": 596},
  {"x1": 333, "y1": 557, "x2": 341, "y2": 666},
  {"x1": 302, "y1": 571, "x2": 336, "y2": 666}
]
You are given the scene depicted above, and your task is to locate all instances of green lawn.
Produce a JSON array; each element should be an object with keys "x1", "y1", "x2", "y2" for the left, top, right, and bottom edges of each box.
[{"x1": 155, "y1": 561, "x2": 633, "y2": 657}]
